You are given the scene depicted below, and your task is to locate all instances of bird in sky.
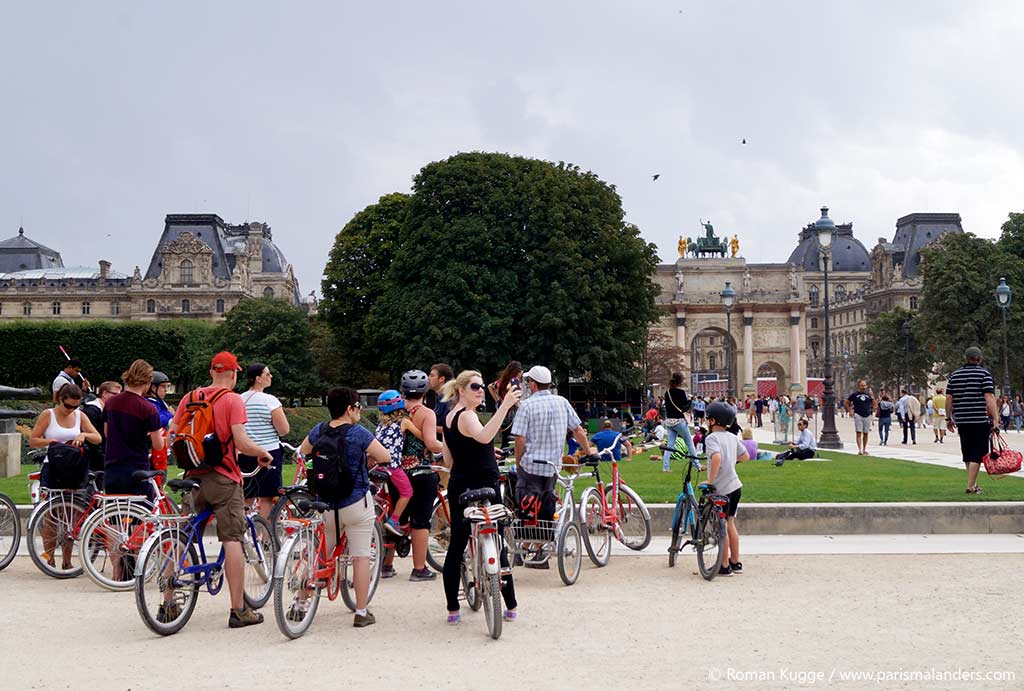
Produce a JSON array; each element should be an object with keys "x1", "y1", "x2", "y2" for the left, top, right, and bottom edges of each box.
[
  {"x1": 652, "y1": 174, "x2": 661, "y2": 181},
  {"x1": 741, "y1": 139, "x2": 747, "y2": 144}
]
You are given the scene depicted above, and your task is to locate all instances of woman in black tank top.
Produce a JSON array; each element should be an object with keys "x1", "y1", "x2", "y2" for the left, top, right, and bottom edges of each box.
[{"x1": 439, "y1": 370, "x2": 521, "y2": 623}]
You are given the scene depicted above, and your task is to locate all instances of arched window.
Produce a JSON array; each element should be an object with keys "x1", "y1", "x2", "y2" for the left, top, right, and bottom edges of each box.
[
  {"x1": 910, "y1": 296, "x2": 918, "y2": 310},
  {"x1": 216, "y1": 298, "x2": 225, "y2": 314},
  {"x1": 81, "y1": 301, "x2": 91, "y2": 315},
  {"x1": 808, "y1": 285, "x2": 819, "y2": 306},
  {"x1": 262, "y1": 286, "x2": 274, "y2": 299},
  {"x1": 23, "y1": 302, "x2": 32, "y2": 316},
  {"x1": 146, "y1": 299, "x2": 156, "y2": 314},
  {"x1": 835, "y1": 284, "x2": 846, "y2": 300},
  {"x1": 181, "y1": 299, "x2": 190, "y2": 314},
  {"x1": 179, "y1": 260, "x2": 194, "y2": 285},
  {"x1": 52, "y1": 301, "x2": 61, "y2": 316},
  {"x1": 811, "y1": 317, "x2": 818, "y2": 329}
]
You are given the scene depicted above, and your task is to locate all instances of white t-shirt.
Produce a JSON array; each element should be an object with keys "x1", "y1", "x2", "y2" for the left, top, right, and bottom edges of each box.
[
  {"x1": 704, "y1": 430, "x2": 745, "y2": 496},
  {"x1": 51, "y1": 371, "x2": 76, "y2": 394},
  {"x1": 240, "y1": 390, "x2": 283, "y2": 451},
  {"x1": 652, "y1": 424, "x2": 666, "y2": 442}
]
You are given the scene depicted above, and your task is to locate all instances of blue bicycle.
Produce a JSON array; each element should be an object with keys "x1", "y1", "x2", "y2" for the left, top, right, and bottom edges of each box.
[
  {"x1": 134, "y1": 476, "x2": 276, "y2": 636},
  {"x1": 665, "y1": 449, "x2": 729, "y2": 580}
]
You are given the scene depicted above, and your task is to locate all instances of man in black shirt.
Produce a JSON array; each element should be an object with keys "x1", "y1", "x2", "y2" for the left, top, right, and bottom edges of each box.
[
  {"x1": 845, "y1": 380, "x2": 875, "y2": 456},
  {"x1": 946, "y1": 347, "x2": 999, "y2": 494}
]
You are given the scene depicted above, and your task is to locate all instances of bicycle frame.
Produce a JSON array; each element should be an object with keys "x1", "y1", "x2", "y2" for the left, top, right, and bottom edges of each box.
[
  {"x1": 671, "y1": 455, "x2": 704, "y2": 535},
  {"x1": 590, "y1": 450, "x2": 629, "y2": 539},
  {"x1": 276, "y1": 515, "x2": 352, "y2": 601}
]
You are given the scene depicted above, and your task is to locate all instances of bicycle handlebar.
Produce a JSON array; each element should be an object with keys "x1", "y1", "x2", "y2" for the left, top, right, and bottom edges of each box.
[{"x1": 241, "y1": 465, "x2": 276, "y2": 479}]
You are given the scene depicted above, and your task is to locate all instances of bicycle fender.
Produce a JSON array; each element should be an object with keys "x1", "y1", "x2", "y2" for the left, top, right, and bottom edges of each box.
[
  {"x1": 134, "y1": 528, "x2": 170, "y2": 579},
  {"x1": 481, "y1": 536, "x2": 499, "y2": 576},
  {"x1": 273, "y1": 534, "x2": 300, "y2": 580}
]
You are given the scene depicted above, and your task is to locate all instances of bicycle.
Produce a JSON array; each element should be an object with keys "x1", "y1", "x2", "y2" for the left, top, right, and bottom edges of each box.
[
  {"x1": 133, "y1": 472, "x2": 277, "y2": 636},
  {"x1": 25, "y1": 470, "x2": 105, "y2": 579},
  {"x1": 76, "y1": 470, "x2": 180, "y2": 591},
  {"x1": 0, "y1": 491, "x2": 19, "y2": 571},
  {"x1": 272, "y1": 498, "x2": 384, "y2": 639},
  {"x1": 268, "y1": 442, "x2": 314, "y2": 543},
  {"x1": 578, "y1": 448, "x2": 653, "y2": 567},
  {"x1": 457, "y1": 486, "x2": 513, "y2": 640},
  {"x1": 665, "y1": 449, "x2": 729, "y2": 580}
]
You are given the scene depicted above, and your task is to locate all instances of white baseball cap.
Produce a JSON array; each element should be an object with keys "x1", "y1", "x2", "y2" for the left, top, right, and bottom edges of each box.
[{"x1": 524, "y1": 365, "x2": 552, "y2": 384}]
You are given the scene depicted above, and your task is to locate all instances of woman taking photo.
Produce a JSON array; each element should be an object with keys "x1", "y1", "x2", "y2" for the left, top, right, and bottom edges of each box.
[
  {"x1": 487, "y1": 360, "x2": 522, "y2": 446},
  {"x1": 661, "y1": 371, "x2": 698, "y2": 473},
  {"x1": 441, "y1": 370, "x2": 521, "y2": 624},
  {"x1": 238, "y1": 363, "x2": 290, "y2": 519}
]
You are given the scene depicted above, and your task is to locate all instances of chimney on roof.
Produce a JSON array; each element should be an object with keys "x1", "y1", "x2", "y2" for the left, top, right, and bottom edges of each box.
[{"x1": 99, "y1": 260, "x2": 110, "y2": 279}]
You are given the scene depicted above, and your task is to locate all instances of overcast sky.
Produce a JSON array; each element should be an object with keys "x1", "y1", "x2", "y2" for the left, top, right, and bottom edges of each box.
[{"x1": 3, "y1": 1, "x2": 1022, "y2": 293}]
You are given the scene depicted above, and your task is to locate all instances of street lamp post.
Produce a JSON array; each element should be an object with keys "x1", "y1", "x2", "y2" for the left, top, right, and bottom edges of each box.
[
  {"x1": 815, "y1": 207, "x2": 842, "y2": 449},
  {"x1": 900, "y1": 320, "x2": 912, "y2": 393},
  {"x1": 996, "y1": 277, "x2": 1013, "y2": 396},
  {"x1": 721, "y1": 281, "x2": 736, "y2": 399}
]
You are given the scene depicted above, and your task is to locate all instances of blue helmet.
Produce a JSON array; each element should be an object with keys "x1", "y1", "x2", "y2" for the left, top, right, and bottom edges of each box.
[{"x1": 378, "y1": 389, "x2": 405, "y2": 414}]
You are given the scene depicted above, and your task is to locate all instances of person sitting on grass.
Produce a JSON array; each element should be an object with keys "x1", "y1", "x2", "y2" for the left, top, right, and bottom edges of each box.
[
  {"x1": 591, "y1": 419, "x2": 634, "y2": 461},
  {"x1": 704, "y1": 401, "x2": 748, "y2": 576},
  {"x1": 773, "y1": 418, "x2": 816, "y2": 465},
  {"x1": 740, "y1": 427, "x2": 758, "y2": 461}
]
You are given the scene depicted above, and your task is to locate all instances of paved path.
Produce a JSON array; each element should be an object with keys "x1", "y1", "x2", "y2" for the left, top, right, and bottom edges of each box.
[{"x1": 2, "y1": 553, "x2": 1021, "y2": 690}]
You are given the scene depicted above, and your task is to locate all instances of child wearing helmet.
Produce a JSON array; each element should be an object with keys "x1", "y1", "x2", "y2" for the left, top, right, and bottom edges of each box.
[
  {"x1": 374, "y1": 390, "x2": 415, "y2": 538},
  {"x1": 704, "y1": 401, "x2": 749, "y2": 576},
  {"x1": 146, "y1": 370, "x2": 175, "y2": 487}
]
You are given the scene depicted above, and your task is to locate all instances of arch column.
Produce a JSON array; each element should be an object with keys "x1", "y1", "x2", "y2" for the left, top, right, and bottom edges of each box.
[
  {"x1": 789, "y1": 311, "x2": 803, "y2": 393},
  {"x1": 675, "y1": 312, "x2": 686, "y2": 350},
  {"x1": 742, "y1": 310, "x2": 754, "y2": 393}
]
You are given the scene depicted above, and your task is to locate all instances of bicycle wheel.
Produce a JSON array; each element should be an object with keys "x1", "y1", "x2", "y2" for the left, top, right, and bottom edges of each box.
[
  {"x1": 78, "y1": 501, "x2": 153, "y2": 591},
  {"x1": 135, "y1": 529, "x2": 200, "y2": 636},
  {"x1": 607, "y1": 484, "x2": 652, "y2": 551},
  {"x1": 667, "y1": 494, "x2": 692, "y2": 568},
  {"x1": 556, "y1": 520, "x2": 582, "y2": 586},
  {"x1": 242, "y1": 514, "x2": 276, "y2": 609},
  {"x1": 426, "y1": 493, "x2": 450, "y2": 572},
  {"x1": 462, "y1": 543, "x2": 480, "y2": 611},
  {"x1": 695, "y1": 503, "x2": 725, "y2": 581},
  {"x1": 479, "y1": 537, "x2": 502, "y2": 640},
  {"x1": 27, "y1": 493, "x2": 89, "y2": 579},
  {"x1": 273, "y1": 530, "x2": 320, "y2": 639},
  {"x1": 340, "y1": 521, "x2": 384, "y2": 611},
  {"x1": 269, "y1": 489, "x2": 315, "y2": 545},
  {"x1": 0, "y1": 493, "x2": 20, "y2": 571},
  {"x1": 579, "y1": 487, "x2": 610, "y2": 567}
]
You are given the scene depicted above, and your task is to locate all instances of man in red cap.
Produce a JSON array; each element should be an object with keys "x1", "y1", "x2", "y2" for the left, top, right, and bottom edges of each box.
[{"x1": 171, "y1": 351, "x2": 273, "y2": 628}]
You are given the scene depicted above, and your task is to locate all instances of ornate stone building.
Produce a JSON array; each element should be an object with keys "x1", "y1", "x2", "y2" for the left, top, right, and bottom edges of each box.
[{"x1": 0, "y1": 214, "x2": 302, "y2": 321}]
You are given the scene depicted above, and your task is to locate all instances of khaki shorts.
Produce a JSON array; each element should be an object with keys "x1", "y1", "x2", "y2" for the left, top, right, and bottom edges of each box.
[
  {"x1": 935, "y1": 417, "x2": 947, "y2": 431},
  {"x1": 192, "y1": 472, "x2": 245, "y2": 542},
  {"x1": 324, "y1": 492, "x2": 376, "y2": 558}
]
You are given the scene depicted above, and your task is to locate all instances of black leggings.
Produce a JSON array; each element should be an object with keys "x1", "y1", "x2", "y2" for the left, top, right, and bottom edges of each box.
[{"x1": 442, "y1": 483, "x2": 516, "y2": 613}]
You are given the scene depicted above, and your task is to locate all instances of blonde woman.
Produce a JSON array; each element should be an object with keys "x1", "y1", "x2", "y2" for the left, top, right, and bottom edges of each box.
[{"x1": 440, "y1": 370, "x2": 520, "y2": 624}]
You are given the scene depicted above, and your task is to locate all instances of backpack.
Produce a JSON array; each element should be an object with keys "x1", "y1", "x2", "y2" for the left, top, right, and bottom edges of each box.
[
  {"x1": 171, "y1": 388, "x2": 232, "y2": 471},
  {"x1": 307, "y1": 422, "x2": 357, "y2": 503},
  {"x1": 42, "y1": 442, "x2": 88, "y2": 489}
]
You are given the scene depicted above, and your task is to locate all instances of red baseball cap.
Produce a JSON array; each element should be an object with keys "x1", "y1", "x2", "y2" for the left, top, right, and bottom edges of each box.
[{"x1": 211, "y1": 351, "x2": 241, "y2": 372}]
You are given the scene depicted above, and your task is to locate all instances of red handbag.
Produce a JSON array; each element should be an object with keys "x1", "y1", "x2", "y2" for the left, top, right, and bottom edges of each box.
[{"x1": 985, "y1": 431, "x2": 1023, "y2": 477}]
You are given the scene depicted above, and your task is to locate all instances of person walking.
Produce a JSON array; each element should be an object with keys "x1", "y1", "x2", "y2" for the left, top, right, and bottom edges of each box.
[
  {"x1": 931, "y1": 388, "x2": 947, "y2": 443},
  {"x1": 660, "y1": 372, "x2": 698, "y2": 472},
  {"x1": 754, "y1": 396, "x2": 765, "y2": 428},
  {"x1": 903, "y1": 391, "x2": 920, "y2": 444},
  {"x1": 946, "y1": 346, "x2": 999, "y2": 494},
  {"x1": 238, "y1": 363, "x2": 290, "y2": 519},
  {"x1": 876, "y1": 393, "x2": 894, "y2": 446},
  {"x1": 845, "y1": 380, "x2": 875, "y2": 455},
  {"x1": 999, "y1": 396, "x2": 1011, "y2": 432},
  {"x1": 1013, "y1": 396, "x2": 1023, "y2": 433}
]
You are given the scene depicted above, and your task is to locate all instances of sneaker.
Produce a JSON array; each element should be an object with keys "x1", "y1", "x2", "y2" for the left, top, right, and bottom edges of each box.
[
  {"x1": 446, "y1": 612, "x2": 461, "y2": 625},
  {"x1": 228, "y1": 606, "x2": 264, "y2": 628},
  {"x1": 503, "y1": 609, "x2": 517, "y2": 621},
  {"x1": 353, "y1": 611, "x2": 376, "y2": 628},
  {"x1": 380, "y1": 565, "x2": 397, "y2": 579},
  {"x1": 157, "y1": 601, "x2": 182, "y2": 623},
  {"x1": 729, "y1": 561, "x2": 743, "y2": 573},
  {"x1": 286, "y1": 601, "x2": 309, "y2": 622},
  {"x1": 409, "y1": 567, "x2": 437, "y2": 582},
  {"x1": 383, "y1": 517, "x2": 403, "y2": 536},
  {"x1": 718, "y1": 565, "x2": 732, "y2": 576},
  {"x1": 525, "y1": 560, "x2": 550, "y2": 570}
]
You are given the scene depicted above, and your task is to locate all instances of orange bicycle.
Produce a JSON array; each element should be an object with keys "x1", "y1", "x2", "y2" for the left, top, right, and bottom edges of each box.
[{"x1": 578, "y1": 448, "x2": 652, "y2": 566}]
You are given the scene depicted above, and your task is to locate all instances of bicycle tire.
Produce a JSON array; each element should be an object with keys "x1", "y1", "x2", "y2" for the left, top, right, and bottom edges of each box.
[
  {"x1": 135, "y1": 529, "x2": 200, "y2": 636},
  {"x1": 462, "y1": 543, "x2": 480, "y2": 610},
  {"x1": 607, "y1": 484, "x2": 652, "y2": 551},
  {"x1": 481, "y1": 539, "x2": 502, "y2": 640},
  {"x1": 27, "y1": 493, "x2": 90, "y2": 579},
  {"x1": 695, "y1": 503, "x2": 725, "y2": 581},
  {"x1": 667, "y1": 494, "x2": 689, "y2": 568},
  {"x1": 579, "y1": 487, "x2": 610, "y2": 567},
  {"x1": 340, "y1": 521, "x2": 384, "y2": 611},
  {"x1": 426, "y1": 494, "x2": 450, "y2": 573},
  {"x1": 242, "y1": 514, "x2": 276, "y2": 609},
  {"x1": 269, "y1": 488, "x2": 315, "y2": 544},
  {"x1": 78, "y1": 501, "x2": 153, "y2": 591},
  {"x1": 0, "y1": 493, "x2": 20, "y2": 571},
  {"x1": 273, "y1": 531, "x2": 320, "y2": 639},
  {"x1": 556, "y1": 520, "x2": 582, "y2": 586}
]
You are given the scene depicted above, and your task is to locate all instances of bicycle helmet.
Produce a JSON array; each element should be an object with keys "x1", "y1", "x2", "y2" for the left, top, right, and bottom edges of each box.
[
  {"x1": 151, "y1": 371, "x2": 170, "y2": 387},
  {"x1": 705, "y1": 401, "x2": 736, "y2": 428},
  {"x1": 400, "y1": 369, "x2": 430, "y2": 395},
  {"x1": 377, "y1": 389, "x2": 405, "y2": 414}
]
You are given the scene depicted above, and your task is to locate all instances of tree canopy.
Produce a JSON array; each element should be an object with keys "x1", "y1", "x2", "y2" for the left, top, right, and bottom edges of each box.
[
  {"x1": 855, "y1": 307, "x2": 932, "y2": 391},
  {"x1": 322, "y1": 152, "x2": 660, "y2": 387}
]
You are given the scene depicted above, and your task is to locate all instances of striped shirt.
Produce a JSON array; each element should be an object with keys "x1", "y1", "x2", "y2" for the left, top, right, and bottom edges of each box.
[
  {"x1": 240, "y1": 390, "x2": 283, "y2": 450},
  {"x1": 946, "y1": 364, "x2": 994, "y2": 425},
  {"x1": 511, "y1": 390, "x2": 581, "y2": 477}
]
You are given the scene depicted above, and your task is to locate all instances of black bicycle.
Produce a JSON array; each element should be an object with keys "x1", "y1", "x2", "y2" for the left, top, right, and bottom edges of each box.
[{"x1": 665, "y1": 449, "x2": 729, "y2": 580}]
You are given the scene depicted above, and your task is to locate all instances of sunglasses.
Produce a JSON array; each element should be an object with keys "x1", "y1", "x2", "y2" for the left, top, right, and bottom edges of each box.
[
  {"x1": 62, "y1": 402, "x2": 78, "y2": 410},
  {"x1": 468, "y1": 383, "x2": 486, "y2": 392}
]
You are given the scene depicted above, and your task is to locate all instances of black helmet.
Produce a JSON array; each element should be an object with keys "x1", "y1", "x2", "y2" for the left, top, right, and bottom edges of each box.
[
  {"x1": 400, "y1": 370, "x2": 430, "y2": 395},
  {"x1": 705, "y1": 401, "x2": 736, "y2": 428},
  {"x1": 151, "y1": 371, "x2": 170, "y2": 386}
]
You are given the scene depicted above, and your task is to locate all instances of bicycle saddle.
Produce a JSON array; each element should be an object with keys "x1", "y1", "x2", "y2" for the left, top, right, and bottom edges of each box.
[
  {"x1": 368, "y1": 468, "x2": 391, "y2": 482},
  {"x1": 697, "y1": 482, "x2": 717, "y2": 493},
  {"x1": 132, "y1": 469, "x2": 166, "y2": 482},
  {"x1": 167, "y1": 478, "x2": 199, "y2": 493},
  {"x1": 459, "y1": 487, "x2": 495, "y2": 504},
  {"x1": 296, "y1": 498, "x2": 331, "y2": 513},
  {"x1": 579, "y1": 454, "x2": 601, "y2": 467}
]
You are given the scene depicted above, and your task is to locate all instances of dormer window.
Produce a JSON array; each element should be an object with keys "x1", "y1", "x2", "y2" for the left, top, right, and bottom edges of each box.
[{"x1": 180, "y1": 260, "x2": 194, "y2": 285}]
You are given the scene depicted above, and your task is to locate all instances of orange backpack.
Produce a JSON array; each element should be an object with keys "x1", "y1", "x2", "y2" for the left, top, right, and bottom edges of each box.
[{"x1": 171, "y1": 388, "x2": 232, "y2": 471}]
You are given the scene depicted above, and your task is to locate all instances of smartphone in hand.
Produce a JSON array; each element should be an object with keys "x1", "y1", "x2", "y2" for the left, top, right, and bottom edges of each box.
[{"x1": 511, "y1": 377, "x2": 521, "y2": 390}]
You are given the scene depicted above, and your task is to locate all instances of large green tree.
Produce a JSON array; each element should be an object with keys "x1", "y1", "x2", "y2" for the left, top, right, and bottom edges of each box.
[
  {"x1": 214, "y1": 298, "x2": 320, "y2": 397},
  {"x1": 855, "y1": 307, "x2": 932, "y2": 391},
  {"x1": 354, "y1": 152, "x2": 660, "y2": 387}
]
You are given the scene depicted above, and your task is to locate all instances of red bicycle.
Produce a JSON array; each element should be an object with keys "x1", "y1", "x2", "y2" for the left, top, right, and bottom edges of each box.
[
  {"x1": 369, "y1": 462, "x2": 452, "y2": 572},
  {"x1": 578, "y1": 448, "x2": 652, "y2": 566}
]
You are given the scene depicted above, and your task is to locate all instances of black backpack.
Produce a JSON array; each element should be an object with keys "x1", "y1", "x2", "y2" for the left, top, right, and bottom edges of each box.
[
  {"x1": 307, "y1": 423, "x2": 357, "y2": 503},
  {"x1": 42, "y1": 442, "x2": 88, "y2": 490}
]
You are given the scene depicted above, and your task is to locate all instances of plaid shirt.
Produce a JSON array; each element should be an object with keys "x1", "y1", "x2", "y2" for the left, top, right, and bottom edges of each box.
[{"x1": 511, "y1": 390, "x2": 581, "y2": 477}]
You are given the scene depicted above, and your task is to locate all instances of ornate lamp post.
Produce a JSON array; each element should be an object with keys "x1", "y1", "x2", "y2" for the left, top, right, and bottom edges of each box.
[
  {"x1": 996, "y1": 277, "x2": 1012, "y2": 396},
  {"x1": 900, "y1": 320, "x2": 912, "y2": 392},
  {"x1": 815, "y1": 207, "x2": 842, "y2": 448},
  {"x1": 721, "y1": 281, "x2": 736, "y2": 399}
]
